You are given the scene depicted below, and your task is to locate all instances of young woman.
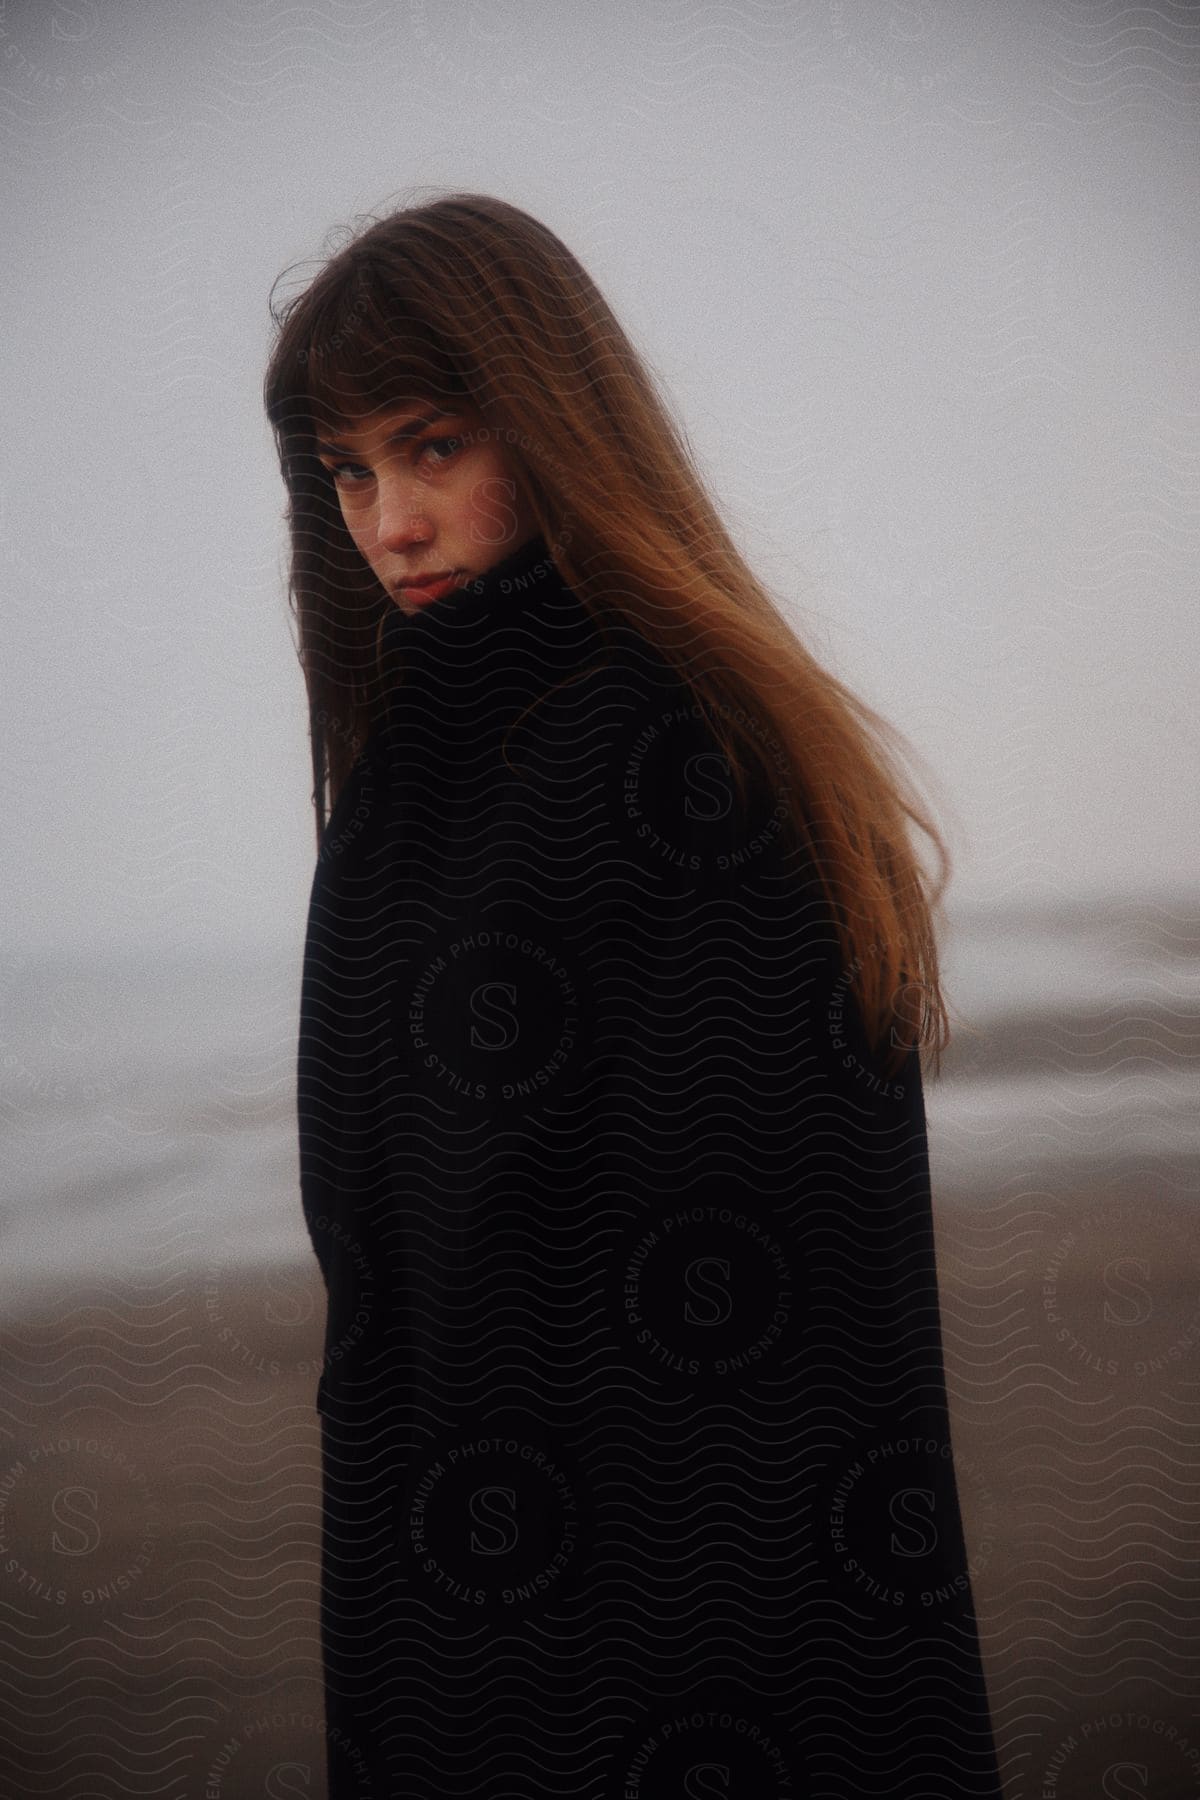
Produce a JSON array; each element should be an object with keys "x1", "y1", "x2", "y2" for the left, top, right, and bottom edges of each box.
[{"x1": 264, "y1": 193, "x2": 1004, "y2": 1799}]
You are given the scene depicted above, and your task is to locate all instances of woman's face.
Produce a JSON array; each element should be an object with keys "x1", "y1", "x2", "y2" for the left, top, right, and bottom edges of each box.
[{"x1": 314, "y1": 399, "x2": 541, "y2": 617}]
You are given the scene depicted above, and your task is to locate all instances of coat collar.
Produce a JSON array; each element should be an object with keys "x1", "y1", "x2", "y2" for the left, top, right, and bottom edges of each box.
[
  {"x1": 380, "y1": 532, "x2": 586, "y2": 662},
  {"x1": 375, "y1": 533, "x2": 611, "y2": 760}
]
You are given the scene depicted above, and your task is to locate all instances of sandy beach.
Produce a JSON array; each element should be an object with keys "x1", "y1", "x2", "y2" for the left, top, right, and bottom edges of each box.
[{"x1": 2, "y1": 1169, "x2": 1198, "y2": 1797}]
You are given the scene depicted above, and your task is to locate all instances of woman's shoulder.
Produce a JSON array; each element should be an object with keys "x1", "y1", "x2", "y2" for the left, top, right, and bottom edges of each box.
[{"x1": 508, "y1": 627, "x2": 821, "y2": 906}]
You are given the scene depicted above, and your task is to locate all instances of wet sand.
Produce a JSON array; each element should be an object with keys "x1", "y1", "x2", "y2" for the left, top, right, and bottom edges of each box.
[{"x1": 1, "y1": 1181, "x2": 1197, "y2": 1797}]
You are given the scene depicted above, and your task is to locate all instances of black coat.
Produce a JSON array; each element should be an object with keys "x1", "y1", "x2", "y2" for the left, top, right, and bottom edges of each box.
[{"x1": 297, "y1": 533, "x2": 1003, "y2": 1798}]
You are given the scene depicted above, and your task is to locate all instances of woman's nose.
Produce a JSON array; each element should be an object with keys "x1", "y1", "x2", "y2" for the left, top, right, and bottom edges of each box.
[{"x1": 375, "y1": 470, "x2": 433, "y2": 552}]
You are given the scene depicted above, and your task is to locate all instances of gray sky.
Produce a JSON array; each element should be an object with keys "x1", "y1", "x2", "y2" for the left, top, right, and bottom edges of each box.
[{"x1": 4, "y1": 0, "x2": 1197, "y2": 956}]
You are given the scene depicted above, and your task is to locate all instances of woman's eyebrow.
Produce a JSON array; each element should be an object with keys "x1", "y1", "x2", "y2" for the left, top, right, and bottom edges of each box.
[{"x1": 315, "y1": 408, "x2": 458, "y2": 454}]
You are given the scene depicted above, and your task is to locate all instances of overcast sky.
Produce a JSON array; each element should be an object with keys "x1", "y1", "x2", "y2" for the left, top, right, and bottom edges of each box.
[{"x1": 4, "y1": 0, "x2": 1196, "y2": 957}]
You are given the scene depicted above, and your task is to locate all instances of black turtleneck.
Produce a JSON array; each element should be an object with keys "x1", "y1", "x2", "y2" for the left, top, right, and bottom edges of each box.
[
  {"x1": 362, "y1": 531, "x2": 701, "y2": 861},
  {"x1": 382, "y1": 529, "x2": 569, "y2": 643},
  {"x1": 375, "y1": 530, "x2": 614, "y2": 755}
]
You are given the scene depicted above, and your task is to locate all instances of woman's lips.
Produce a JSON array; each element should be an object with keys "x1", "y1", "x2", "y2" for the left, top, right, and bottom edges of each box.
[{"x1": 400, "y1": 572, "x2": 460, "y2": 606}]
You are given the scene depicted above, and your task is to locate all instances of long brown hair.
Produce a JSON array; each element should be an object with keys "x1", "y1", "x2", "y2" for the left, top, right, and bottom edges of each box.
[{"x1": 263, "y1": 189, "x2": 956, "y2": 1080}]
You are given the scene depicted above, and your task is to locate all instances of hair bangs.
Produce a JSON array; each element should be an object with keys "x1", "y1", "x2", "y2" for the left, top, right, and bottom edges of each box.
[{"x1": 294, "y1": 264, "x2": 469, "y2": 449}]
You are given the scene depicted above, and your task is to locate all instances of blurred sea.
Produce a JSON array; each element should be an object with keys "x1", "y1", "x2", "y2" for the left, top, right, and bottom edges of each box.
[{"x1": 1, "y1": 894, "x2": 1197, "y2": 1319}]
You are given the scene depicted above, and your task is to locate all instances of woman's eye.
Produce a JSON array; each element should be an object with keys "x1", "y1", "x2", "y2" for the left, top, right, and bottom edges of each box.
[
  {"x1": 323, "y1": 437, "x2": 462, "y2": 485},
  {"x1": 422, "y1": 435, "x2": 463, "y2": 464}
]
